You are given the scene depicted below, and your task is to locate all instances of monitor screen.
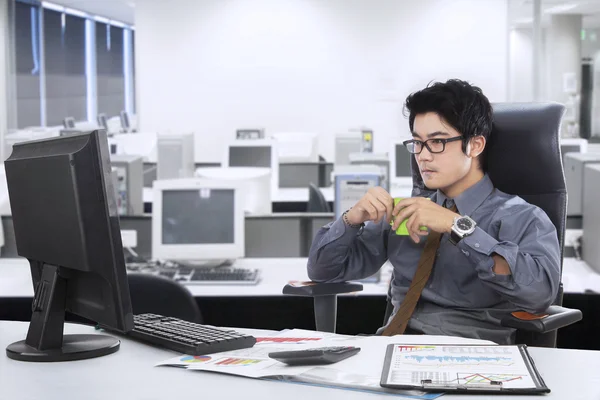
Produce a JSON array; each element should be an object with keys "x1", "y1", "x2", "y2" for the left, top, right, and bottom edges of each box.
[
  {"x1": 395, "y1": 144, "x2": 412, "y2": 177},
  {"x1": 228, "y1": 146, "x2": 271, "y2": 168},
  {"x1": 162, "y1": 189, "x2": 234, "y2": 245}
]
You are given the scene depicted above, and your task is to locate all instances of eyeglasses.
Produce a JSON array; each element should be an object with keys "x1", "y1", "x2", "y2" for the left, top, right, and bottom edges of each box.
[{"x1": 402, "y1": 136, "x2": 463, "y2": 154}]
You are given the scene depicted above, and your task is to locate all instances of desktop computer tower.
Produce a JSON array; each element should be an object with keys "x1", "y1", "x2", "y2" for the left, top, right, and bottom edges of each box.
[
  {"x1": 334, "y1": 133, "x2": 362, "y2": 166},
  {"x1": 582, "y1": 164, "x2": 600, "y2": 273},
  {"x1": 110, "y1": 155, "x2": 144, "y2": 215},
  {"x1": 564, "y1": 152, "x2": 600, "y2": 216},
  {"x1": 157, "y1": 133, "x2": 195, "y2": 180}
]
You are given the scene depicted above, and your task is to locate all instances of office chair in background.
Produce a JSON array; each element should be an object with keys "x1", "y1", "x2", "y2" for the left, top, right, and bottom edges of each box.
[
  {"x1": 128, "y1": 273, "x2": 203, "y2": 323},
  {"x1": 284, "y1": 102, "x2": 582, "y2": 347},
  {"x1": 307, "y1": 182, "x2": 331, "y2": 212}
]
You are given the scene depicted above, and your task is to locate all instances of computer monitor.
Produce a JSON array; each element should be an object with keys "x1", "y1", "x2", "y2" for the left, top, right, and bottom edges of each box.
[
  {"x1": 110, "y1": 155, "x2": 144, "y2": 215},
  {"x1": 195, "y1": 167, "x2": 271, "y2": 214},
  {"x1": 152, "y1": 178, "x2": 245, "y2": 262},
  {"x1": 271, "y1": 132, "x2": 318, "y2": 163},
  {"x1": 389, "y1": 140, "x2": 413, "y2": 183},
  {"x1": 236, "y1": 128, "x2": 265, "y2": 139},
  {"x1": 63, "y1": 117, "x2": 75, "y2": 129},
  {"x1": 97, "y1": 113, "x2": 108, "y2": 130},
  {"x1": 157, "y1": 133, "x2": 195, "y2": 180},
  {"x1": 120, "y1": 110, "x2": 130, "y2": 131},
  {"x1": 333, "y1": 165, "x2": 382, "y2": 220},
  {"x1": 349, "y1": 152, "x2": 390, "y2": 191},
  {"x1": 4, "y1": 130, "x2": 133, "y2": 362},
  {"x1": 334, "y1": 132, "x2": 362, "y2": 166},
  {"x1": 224, "y1": 139, "x2": 279, "y2": 194}
]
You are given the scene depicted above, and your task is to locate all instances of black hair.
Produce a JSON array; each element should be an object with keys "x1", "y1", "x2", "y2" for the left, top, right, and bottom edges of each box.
[{"x1": 403, "y1": 79, "x2": 493, "y2": 171}]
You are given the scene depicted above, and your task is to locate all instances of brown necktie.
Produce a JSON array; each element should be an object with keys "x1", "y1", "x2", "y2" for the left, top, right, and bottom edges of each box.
[{"x1": 382, "y1": 203, "x2": 457, "y2": 336}]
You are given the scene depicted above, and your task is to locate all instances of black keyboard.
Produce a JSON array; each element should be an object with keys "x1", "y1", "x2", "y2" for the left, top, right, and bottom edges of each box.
[
  {"x1": 125, "y1": 314, "x2": 256, "y2": 355},
  {"x1": 126, "y1": 262, "x2": 260, "y2": 285}
]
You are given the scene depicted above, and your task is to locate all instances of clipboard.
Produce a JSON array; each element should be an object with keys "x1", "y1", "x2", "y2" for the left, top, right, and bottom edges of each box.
[{"x1": 380, "y1": 343, "x2": 550, "y2": 394}]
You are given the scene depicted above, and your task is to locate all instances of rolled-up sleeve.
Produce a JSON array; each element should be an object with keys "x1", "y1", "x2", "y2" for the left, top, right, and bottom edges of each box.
[
  {"x1": 307, "y1": 217, "x2": 389, "y2": 283},
  {"x1": 456, "y1": 206, "x2": 561, "y2": 314}
]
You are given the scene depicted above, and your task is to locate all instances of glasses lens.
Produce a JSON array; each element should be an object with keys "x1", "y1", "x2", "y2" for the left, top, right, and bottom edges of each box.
[
  {"x1": 428, "y1": 139, "x2": 445, "y2": 153},
  {"x1": 405, "y1": 141, "x2": 419, "y2": 153}
]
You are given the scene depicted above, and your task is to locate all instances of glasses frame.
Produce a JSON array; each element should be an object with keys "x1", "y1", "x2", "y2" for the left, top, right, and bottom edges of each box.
[{"x1": 402, "y1": 136, "x2": 463, "y2": 154}]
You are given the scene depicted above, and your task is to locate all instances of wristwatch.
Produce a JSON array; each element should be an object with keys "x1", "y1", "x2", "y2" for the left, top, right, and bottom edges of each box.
[{"x1": 449, "y1": 215, "x2": 477, "y2": 245}]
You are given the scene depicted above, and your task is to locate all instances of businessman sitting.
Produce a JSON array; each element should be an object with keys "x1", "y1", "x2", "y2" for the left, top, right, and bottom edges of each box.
[{"x1": 307, "y1": 79, "x2": 560, "y2": 344}]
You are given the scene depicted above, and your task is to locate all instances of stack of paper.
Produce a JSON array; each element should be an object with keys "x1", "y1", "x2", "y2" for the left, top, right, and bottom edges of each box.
[{"x1": 156, "y1": 329, "x2": 494, "y2": 398}]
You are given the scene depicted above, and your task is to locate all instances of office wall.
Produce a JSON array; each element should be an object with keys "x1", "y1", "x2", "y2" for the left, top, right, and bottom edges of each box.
[
  {"x1": 136, "y1": 0, "x2": 509, "y2": 163},
  {"x1": 509, "y1": 28, "x2": 534, "y2": 102}
]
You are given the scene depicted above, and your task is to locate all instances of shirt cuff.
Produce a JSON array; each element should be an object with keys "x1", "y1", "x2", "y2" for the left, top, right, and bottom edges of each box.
[
  {"x1": 456, "y1": 227, "x2": 500, "y2": 279},
  {"x1": 325, "y1": 216, "x2": 363, "y2": 246}
]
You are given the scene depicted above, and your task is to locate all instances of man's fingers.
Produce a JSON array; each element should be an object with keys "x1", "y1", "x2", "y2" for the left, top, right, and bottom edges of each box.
[
  {"x1": 375, "y1": 195, "x2": 394, "y2": 223},
  {"x1": 393, "y1": 204, "x2": 417, "y2": 230}
]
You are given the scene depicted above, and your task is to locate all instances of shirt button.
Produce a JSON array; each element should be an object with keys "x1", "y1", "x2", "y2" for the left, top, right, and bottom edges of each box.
[
  {"x1": 462, "y1": 250, "x2": 470, "y2": 256},
  {"x1": 474, "y1": 243, "x2": 480, "y2": 248}
]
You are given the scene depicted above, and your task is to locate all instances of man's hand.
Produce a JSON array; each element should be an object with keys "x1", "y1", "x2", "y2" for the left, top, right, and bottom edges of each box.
[
  {"x1": 345, "y1": 187, "x2": 394, "y2": 226},
  {"x1": 392, "y1": 197, "x2": 460, "y2": 243}
]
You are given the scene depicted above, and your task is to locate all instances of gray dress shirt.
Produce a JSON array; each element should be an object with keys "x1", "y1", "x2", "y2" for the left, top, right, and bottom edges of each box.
[{"x1": 307, "y1": 174, "x2": 561, "y2": 344}]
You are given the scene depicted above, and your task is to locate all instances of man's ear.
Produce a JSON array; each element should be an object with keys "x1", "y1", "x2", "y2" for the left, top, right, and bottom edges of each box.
[{"x1": 469, "y1": 135, "x2": 486, "y2": 158}]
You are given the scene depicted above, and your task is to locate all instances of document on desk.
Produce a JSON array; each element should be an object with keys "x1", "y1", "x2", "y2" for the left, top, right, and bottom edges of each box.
[
  {"x1": 154, "y1": 329, "x2": 473, "y2": 399},
  {"x1": 380, "y1": 344, "x2": 550, "y2": 394}
]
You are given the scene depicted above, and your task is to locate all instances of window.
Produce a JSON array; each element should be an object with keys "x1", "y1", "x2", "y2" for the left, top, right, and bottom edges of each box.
[
  {"x1": 96, "y1": 23, "x2": 124, "y2": 117},
  {"x1": 43, "y1": 9, "x2": 86, "y2": 126},
  {"x1": 14, "y1": 1, "x2": 41, "y2": 128}
]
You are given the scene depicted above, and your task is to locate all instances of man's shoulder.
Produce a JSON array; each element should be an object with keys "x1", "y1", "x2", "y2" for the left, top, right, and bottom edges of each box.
[{"x1": 487, "y1": 189, "x2": 550, "y2": 221}]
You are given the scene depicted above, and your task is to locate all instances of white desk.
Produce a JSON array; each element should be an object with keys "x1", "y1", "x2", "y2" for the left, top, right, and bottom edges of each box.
[
  {"x1": 0, "y1": 258, "x2": 391, "y2": 298},
  {"x1": 1, "y1": 257, "x2": 598, "y2": 298},
  {"x1": 0, "y1": 321, "x2": 598, "y2": 400}
]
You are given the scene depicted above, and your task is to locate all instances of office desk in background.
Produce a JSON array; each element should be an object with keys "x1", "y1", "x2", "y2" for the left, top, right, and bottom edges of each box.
[{"x1": 0, "y1": 321, "x2": 599, "y2": 400}]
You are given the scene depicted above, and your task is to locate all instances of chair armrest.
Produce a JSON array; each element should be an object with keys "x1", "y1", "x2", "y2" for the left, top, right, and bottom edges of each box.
[
  {"x1": 282, "y1": 281, "x2": 363, "y2": 297},
  {"x1": 500, "y1": 305, "x2": 582, "y2": 333}
]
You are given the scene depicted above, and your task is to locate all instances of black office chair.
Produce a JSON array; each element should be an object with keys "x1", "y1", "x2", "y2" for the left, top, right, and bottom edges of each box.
[
  {"x1": 284, "y1": 102, "x2": 582, "y2": 347},
  {"x1": 128, "y1": 273, "x2": 203, "y2": 323},
  {"x1": 307, "y1": 182, "x2": 331, "y2": 212}
]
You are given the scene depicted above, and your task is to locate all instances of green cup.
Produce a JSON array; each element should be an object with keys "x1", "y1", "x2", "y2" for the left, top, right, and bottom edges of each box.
[{"x1": 391, "y1": 197, "x2": 429, "y2": 235}]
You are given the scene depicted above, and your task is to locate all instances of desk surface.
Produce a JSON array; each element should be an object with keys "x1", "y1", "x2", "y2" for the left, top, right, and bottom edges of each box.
[
  {"x1": 1, "y1": 257, "x2": 599, "y2": 298},
  {"x1": 0, "y1": 258, "x2": 392, "y2": 298},
  {"x1": 0, "y1": 321, "x2": 599, "y2": 400}
]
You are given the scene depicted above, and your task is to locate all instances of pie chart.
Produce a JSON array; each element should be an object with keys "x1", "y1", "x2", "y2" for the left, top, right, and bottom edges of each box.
[{"x1": 180, "y1": 355, "x2": 211, "y2": 363}]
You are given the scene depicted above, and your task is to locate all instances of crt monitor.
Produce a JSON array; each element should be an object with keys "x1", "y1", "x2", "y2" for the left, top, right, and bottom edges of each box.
[
  {"x1": 389, "y1": 140, "x2": 413, "y2": 182},
  {"x1": 152, "y1": 178, "x2": 245, "y2": 263},
  {"x1": 224, "y1": 139, "x2": 278, "y2": 194},
  {"x1": 120, "y1": 110, "x2": 130, "y2": 131},
  {"x1": 63, "y1": 117, "x2": 75, "y2": 129},
  {"x1": 4, "y1": 130, "x2": 133, "y2": 362},
  {"x1": 97, "y1": 113, "x2": 108, "y2": 130},
  {"x1": 157, "y1": 133, "x2": 195, "y2": 180}
]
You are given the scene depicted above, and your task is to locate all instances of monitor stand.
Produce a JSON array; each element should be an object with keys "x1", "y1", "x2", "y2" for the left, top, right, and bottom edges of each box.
[{"x1": 6, "y1": 263, "x2": 121, "y2": 362}]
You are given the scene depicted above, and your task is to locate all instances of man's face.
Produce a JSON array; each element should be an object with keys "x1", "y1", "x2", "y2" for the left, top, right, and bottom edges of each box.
[{"x1": 411, "y1": 112, "x2": 473, "y2": 191}]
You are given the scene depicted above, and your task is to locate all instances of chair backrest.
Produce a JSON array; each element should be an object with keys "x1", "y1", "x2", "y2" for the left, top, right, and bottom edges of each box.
[
  {"x1": 308, "y1": 182, "x2": 331, "y2": 212},
  {"x1": 127, "y1": 273, "x2": 203, "y2": 323},
  {"x1": 410, "y1": 103, "x2": 567, "y2": 279}
]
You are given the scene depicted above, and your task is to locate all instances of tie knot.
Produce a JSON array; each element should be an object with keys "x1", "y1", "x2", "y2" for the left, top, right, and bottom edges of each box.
[{"x1": 444, "y1": 199, "x2": 455, "y2": 209}]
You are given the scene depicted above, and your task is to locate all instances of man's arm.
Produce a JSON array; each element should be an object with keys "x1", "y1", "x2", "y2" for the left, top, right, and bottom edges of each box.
[
  {"x1": 307, "y1": 217, "x2": 390, "y2": 282},
  {"x1": 456, "y1": 205, "x2": 561, "y2": 313},
  {"x1": 307, "y1": 186, "x2": 395, "y2": 283}
]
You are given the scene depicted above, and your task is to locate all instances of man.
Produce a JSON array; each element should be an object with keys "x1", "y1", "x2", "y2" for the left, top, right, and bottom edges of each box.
[{"x1": 307, "y1": 79, "x2": 560, "y2": 344}]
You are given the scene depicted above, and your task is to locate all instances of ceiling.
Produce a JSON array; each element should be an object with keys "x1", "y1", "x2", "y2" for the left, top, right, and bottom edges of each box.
[
  {"x1": 48, "y1": 0, "x2": 600, "y2": 30},
  {"x1": 48, "y1": 0, "x2": 135, "y2": 25},
  {"x1": 509, "y1": 0, "x2": 600, "y2": 28}
]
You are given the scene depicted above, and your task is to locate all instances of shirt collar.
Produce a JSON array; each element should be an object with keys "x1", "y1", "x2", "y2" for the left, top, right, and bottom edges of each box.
[{"x1": 435, "y1": 174, "x2": 494, "y2": 216}]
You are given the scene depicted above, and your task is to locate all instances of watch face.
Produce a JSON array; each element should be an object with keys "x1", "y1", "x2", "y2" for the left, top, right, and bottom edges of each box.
[{"x1": 457, "y1": 217, "x2": 473, "y2": 231}]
